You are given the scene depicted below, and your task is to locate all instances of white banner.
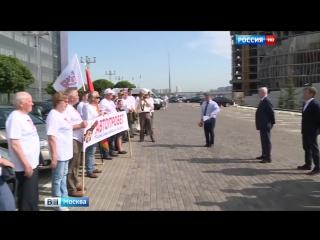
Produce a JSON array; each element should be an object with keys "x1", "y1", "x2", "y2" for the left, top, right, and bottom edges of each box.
[
  {"x1": 82, "y1": 111, "x2": 128, "y2": 152},
  {"x1": 53, "y1": 54, "x2": 85, "y2": 92}
]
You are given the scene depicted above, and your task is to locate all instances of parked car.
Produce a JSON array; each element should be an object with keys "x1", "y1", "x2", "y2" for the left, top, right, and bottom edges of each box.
[
  {"x1": 0, "y1": 105, "x2": 51, "y2": 169},
  {"x1": 183, "y1": 96, "x2": 204, "y2": 103},
  {"x1": 31, "y1": 101, "x2": 53, "y2": 121},
  {"x1": 200, "y1": 97, "x2": 234, "y2": 107},
  {"x1": 169, "y1": 97, "x2": 180, "y2": 103}
]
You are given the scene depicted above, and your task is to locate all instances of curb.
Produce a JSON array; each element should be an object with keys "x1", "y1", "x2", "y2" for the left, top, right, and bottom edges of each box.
[{"x1": 233, "y1": 105, "x2": 302, "y2": 116}]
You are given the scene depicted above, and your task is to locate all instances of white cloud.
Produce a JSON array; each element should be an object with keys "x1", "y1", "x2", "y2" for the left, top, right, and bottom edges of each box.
[{"x1": 186, "y1": 31, "x2": 231, "y2": 58}]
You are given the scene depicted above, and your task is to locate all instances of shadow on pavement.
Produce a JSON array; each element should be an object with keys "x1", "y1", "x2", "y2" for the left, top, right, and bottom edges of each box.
[
  {"x1": 144, "y1": 144, "x2": 204, "y2": 149},
  {"x1": 195, "y1": 179, "x2": 320, "y2": 210},
  {"x1": 203, "y1": 167, "x2": 307, "y2": 176},
  {"x1": 172, "y1": 158, "x2": 254, "y2": 164}
]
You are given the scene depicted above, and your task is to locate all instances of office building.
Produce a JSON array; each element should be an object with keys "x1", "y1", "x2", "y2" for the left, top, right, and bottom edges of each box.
[
  {"x1": 230, "y1": 31, "x2": 320, "y2": 96},
  {"x1": 0, "y1": 31, "x2": 68, "y2": 101}
]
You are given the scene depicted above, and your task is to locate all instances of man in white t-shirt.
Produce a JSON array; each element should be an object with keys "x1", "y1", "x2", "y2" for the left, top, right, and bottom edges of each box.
[
  {"x1": 147, "y1": 91, "x2": 155, "y2": 131},
  {"x1": 76, "y1": 92, "x2": 88, "y2": 117},
  {"x1": 100, "y1": 88, "x2": 118, "y2": 159},
  {"x1": 63, "y1": 88, "x2": 88, "y2": 197},
  {"x1": 6, "y1": 92, "x2": 40, "y2": 211},
  {"x1": 82, "y1": 91, "x2": 103, "y2": 178}
]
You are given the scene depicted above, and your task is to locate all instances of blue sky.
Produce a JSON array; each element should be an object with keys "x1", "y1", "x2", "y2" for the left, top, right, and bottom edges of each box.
[{"x1": 68, "y1": 31, "x2": 231, "y2": 92}]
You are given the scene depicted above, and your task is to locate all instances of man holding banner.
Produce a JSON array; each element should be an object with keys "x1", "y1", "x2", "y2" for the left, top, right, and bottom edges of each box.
[
  {"x1": 100, "y1": 89, "x2": 119, "y2": 160},
  {"x1": 82, "y1": 91, "x2": 103, "y2": 178}
]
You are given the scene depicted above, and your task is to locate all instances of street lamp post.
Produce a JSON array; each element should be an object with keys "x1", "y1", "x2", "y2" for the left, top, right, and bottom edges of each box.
[
  {"x1": 22, "y1": 31, "x2": 49, "y2": 101},
  {"x1": 106, "y1": 70, "x2": 115, "y2": 82},
  {"x1": 80, "y1": 56, "x2": 96, "y2": 70}
]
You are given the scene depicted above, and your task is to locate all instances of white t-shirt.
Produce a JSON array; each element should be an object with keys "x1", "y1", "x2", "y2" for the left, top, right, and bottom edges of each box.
[
  {"x1": 6, "y1": 111, "x2": 40, "y2": 172},
  {"x1": 63, "y1": 104, "x2": 84, "y2": 143},
  {"x1": 46, "y1": 109, "x2": 73, "y2": 161},
  {"x1": 100, "y1": 98, "x2": 117, "y2": 114},
  {"x1": 149, "y1": 97, "x2": 154, "y2": 112},
  {"x1": 82, "y1": 104, "x2": 99, "y2": 120},
  {"x1": 127, "y1": 96, "x2": 136, "y2": 109},
  {"x1": 136, "y1": 99, "x2": 151, "y2": 113},
  {"x1": 77, "y1": 101, "x2": 87, "y2": 117},
  {"x1": 122, "y1": 98, "x2": 130, "y2": 113}
]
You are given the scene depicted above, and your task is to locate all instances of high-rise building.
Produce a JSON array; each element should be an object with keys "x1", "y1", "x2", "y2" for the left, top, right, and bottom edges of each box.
[
  {"x1": 230, "y1": 31, "x2": 320, "y2": 96},
  {"x1": 0, "y1": 31, "x2": 68, "y2": 101},
  {"x1": 176, "y1": 86, "x2": 182, "y2": 92}
]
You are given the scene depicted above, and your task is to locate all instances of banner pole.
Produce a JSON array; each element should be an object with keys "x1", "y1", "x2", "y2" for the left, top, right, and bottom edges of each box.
[
  {"x1": 127, "y1": 129, "x2": 133, "y2": 158},
  {"x1": 82, "y1": 151, "x2": 85, "y2": 194}
]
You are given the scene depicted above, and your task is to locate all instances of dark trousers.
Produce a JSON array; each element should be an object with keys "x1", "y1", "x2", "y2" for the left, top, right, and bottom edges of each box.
[
  {"x1": 15, "y1": 168, "x2": 39, "y2": 211},
  {"x1": 260, "y1": 130, "x2": 272, "y2": 159},
  {"x1": 102, "y1": 134, "x2": 116, "y2": 157},
  {"x1": 302, "y1": 133, "x2": 320, "y2": 170},
  {"x1": 67, "y1": 140, "x2": 82, "y2": 193},
  {"x1": 139, "y1": 112, "x2": 154, "y2": 141},
  {"x1": 145, "y1": 113, "x2": 154, "y2": 134},
  {"x1": 204, "y1": 118, "x2": 216, "y2": 145}
]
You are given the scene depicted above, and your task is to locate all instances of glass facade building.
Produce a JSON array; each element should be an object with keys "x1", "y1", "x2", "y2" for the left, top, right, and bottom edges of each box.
[{"x1": 0, "y1": 31, "x2": 68, "y2": 101}]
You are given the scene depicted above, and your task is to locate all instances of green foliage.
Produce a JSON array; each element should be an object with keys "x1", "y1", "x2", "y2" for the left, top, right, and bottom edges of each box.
[
  {"x1": 278, "y1": 90, "x2": 284, "y2": 108},
  {"x1": 114, "y1": 80, "x2": 136, "y2": 88},
  {"x1": 0, "y1": 54, "x2": 35, "y2": 95},
  {"x1": 93, "y1": 79, "x2": 114, "y2": 95},
  {"x1": 283, "y1": 79, "x2": 298, "y2": 110}
]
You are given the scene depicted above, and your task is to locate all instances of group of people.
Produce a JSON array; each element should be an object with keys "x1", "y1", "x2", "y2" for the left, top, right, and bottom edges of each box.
[{"x1": 0, "y1": 87, "x2": 157, "y2": 211}]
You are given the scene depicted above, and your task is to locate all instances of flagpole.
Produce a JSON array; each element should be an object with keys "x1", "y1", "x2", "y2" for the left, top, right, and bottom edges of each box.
[{"x1": 75, "y1": 54, "x2": 86, "y2": 91}]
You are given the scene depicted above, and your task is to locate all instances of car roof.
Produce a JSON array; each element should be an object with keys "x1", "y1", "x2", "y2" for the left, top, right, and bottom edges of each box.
[{"x1": 0, "y1": 105, "x2": 14, "y2": 108}]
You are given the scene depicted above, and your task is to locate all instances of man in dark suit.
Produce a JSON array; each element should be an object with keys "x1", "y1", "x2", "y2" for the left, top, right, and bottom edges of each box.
[
  {"x1": 255, "y1": 87, "x2": 276, "y2": 163},
  {"x1": 297, "y1": 87, "x2": 320, "y2": 175}
]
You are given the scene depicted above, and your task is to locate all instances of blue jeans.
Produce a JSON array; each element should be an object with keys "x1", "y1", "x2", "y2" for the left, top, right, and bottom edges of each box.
[
  {"x1": 52, "y1": 160, "x2": 69, "y2": 198},
  {"x1": 86, "y1": 144, "x2": 96, "y2": 175},
  {"x1": 102, "y1": 135, "x2": 116, "y2": 157},
  {"x1": 0, "y1": 177, "x2": 16, "y2": 211}
]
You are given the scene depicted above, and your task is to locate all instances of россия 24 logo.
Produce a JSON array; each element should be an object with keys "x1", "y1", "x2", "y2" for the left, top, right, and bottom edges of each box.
[{"x1": 60, "y1": 71, "x2": 77, "y2": 88}]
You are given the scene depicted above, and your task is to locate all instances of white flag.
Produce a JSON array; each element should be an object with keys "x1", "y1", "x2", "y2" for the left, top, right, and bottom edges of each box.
[{"x1": 53, "y1": 54, "x2": 85, "y2": 92}]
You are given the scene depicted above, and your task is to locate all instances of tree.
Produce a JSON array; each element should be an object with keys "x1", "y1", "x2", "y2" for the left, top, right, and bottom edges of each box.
[
  {"x1": 283, "y1": 78, "x2": 298, "y2": 110},
  {"x1": 114, "y1": 80, "x2": 136, "y2": 88},
  {"x1": 278, "y1": 90, "x2": 284, "y2": 109},
  {"x1": 0, "y1": 54, "x2": 35, "y2": 102},
  {"x1": 93, "y1": 79, "x2": 114, "y2": 95}
]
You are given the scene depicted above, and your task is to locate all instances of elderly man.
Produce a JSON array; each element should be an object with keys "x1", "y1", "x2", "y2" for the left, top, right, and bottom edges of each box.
[
  {"x1": 255, "y1": 87, "x2": 275, "y2": 163},
  {"x1": 123, "y1": 90, "x2": 136, "y2": 138},
  {"x1": 127, "y1": 88, "x2": 137, "y2": 136},
  {"x1": 63, "y1": 87, "x2": 88, "y2": 197},
  {"x1": 100, "y1": 89, "x2": 119, "y2": 159},
  {"x1": 76, "y1": 92, "x2": 88, "y2": 117},
  {"x1": 200, "y1": 93, "x2": 220, "y2": 147},
  {"x1": 6, "y1": 92, "x2": 40, "y2": 211},
  {"x1": 82, "y1": 91, "x2": 103, "y2": 178}
]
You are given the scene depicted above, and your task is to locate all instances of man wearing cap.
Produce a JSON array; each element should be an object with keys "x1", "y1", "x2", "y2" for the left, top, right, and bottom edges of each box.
[{"x1": 99, "y1": 89, "x2": 119, "y2": 159}]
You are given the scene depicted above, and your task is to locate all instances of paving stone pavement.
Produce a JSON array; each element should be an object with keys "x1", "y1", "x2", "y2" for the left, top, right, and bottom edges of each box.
[{"x1": 39, "y1": 103, "x2": 320, "y2": 211}]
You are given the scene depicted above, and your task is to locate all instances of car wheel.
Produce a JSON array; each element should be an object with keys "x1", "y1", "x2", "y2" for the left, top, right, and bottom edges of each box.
[{"x1": 226, "y1": 103, "x2": 230, "y2": 107}]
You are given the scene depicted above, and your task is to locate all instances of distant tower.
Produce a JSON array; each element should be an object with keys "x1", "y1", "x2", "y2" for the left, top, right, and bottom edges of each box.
[{"x1": 176, "y1": 86, "x2": 182, "y2": 93}]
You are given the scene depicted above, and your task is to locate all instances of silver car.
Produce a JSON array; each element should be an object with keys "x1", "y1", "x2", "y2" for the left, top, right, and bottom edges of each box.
[{"x1": 0, "y1": 105, "x2": 51, "y2": 169}]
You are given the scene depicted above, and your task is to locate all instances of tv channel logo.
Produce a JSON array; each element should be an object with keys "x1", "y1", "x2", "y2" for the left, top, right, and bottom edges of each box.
[
  {"x1": 235, "y1": 35, "x2": 276, "y2": 46},
  {"x1": 44, "y1": 197, "x2": 89, "y2": 207}
]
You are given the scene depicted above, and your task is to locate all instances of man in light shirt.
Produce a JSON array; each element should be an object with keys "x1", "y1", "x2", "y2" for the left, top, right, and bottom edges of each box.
[
  {"x1": 163, "y1": 94, "x2": 168, "y2": 110},
  {"x1": 148, "y1": 91, "x2": 155, "y2": 130},
  {"x1": 63, "y1": 87, "x2": 88, "y2": 197},
  {"x1": 200, "y1": 92, "x2": 220, "y2": 148},
  {"x1": 123, "y1": 90, "x2": 136, "y2": 138},
  {"x1": 6, "y1": 92, "x2": 40, "y2": 211},
  {"x1": 100, "y1": 88, "x2": 119, "y2": 159},
  {"x1": 82, "y1": 91, "x2": 103, "y2": 178},
  {"x1": 76, "y1": 92, "x2": 88, "y2": 117}
]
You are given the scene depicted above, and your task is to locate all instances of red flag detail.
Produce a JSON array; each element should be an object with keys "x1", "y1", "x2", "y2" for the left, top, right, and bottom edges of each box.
[{"x1": 85, "y1": 69, "x2": 94, "y2": 92}]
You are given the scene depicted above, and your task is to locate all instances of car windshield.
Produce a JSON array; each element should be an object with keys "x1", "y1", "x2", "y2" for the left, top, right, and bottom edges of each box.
[
  {"x1": 152, "y1": 93, "x2": 158, "y2": 99},
  {"x1": 0, "y1": 146, "x2": 10, "y2": 159},
  {"x1": 0, "y1": 107, "x2": 45, "y2": 129}
]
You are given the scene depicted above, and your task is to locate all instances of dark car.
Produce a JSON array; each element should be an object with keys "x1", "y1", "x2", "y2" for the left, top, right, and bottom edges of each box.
[
  {"x1": 200, "y1": 97, "x2": 234, "y2": 107},
  {"x1": 183, "y1": 96, "x2": 204, "y2": 103},
  {"x1": 31, "y1": 101, "x2": 53, "y2": 121},
  {"x1": 169, "y1": 97, "x2": 180, "y2": 103}
]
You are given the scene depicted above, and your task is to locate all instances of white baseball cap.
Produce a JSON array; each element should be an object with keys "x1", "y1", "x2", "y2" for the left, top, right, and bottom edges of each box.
[{"x1": 104, "y1": 88, "x2": 115, "y2": 95}]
